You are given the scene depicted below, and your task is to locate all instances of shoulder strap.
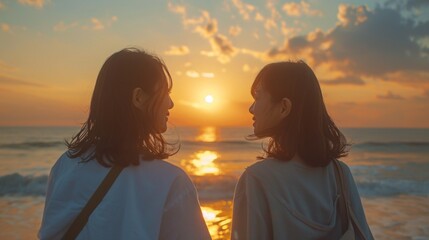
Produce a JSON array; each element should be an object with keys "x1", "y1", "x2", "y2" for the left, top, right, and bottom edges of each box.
[
  {"x1": 62, "y1": 165, "x2": 124, "y2": 240},
  {"x1": 333, "y1": 159, "x2": 349, "y2": 234},
  {"x1": 333, "y1": 159, "x2": 368, "y2": 240}
]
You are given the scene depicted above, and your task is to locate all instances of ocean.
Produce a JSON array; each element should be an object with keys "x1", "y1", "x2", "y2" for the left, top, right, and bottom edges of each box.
[{"x1": 0, "y1": 126, "x2": 428, "y2": 239}]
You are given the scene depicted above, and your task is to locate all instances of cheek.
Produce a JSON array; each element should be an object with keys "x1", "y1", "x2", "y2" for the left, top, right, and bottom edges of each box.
[{"x1": 254, "y1": 100, "x2": 268, "y2": 115}]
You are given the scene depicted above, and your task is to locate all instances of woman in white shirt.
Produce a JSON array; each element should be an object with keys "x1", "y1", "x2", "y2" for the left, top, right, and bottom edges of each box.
[
  {"x1": 231, "y1": 61, "x2": 373, "y2": 240},
  {"x1": 39, "y1": 48, "x2": 211, "y2": 240}
]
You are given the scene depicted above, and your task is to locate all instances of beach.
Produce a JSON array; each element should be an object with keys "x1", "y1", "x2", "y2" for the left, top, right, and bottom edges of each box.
[{"x1": 1, "y1": 126, "x2": 428, "y2": 239}]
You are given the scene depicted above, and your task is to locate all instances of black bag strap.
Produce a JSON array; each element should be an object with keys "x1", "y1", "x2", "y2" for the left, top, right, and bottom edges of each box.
[
  {"x1": 333, "y1": 159, "x2": 368, "y2": 240},
  {"x1": 62, "y1": 165, "x2": 124, "y2": 240}
]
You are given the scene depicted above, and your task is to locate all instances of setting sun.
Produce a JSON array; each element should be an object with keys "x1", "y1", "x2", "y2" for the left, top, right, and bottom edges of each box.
[{"x1": 205, "y1": 95, "x2": 214, "y2": 104}]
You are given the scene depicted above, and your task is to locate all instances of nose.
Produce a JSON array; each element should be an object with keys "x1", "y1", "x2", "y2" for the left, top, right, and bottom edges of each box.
[
  {"x1": 168, "y1": 95, "x2": 174, "y2": 109},
  {"x1": 249, "y1": 102, "x2": 255, "y2": 114}
]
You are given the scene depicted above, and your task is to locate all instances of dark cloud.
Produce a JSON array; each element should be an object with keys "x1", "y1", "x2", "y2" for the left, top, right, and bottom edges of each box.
[
  {"x1": 377, "y1": 91, "x2": 404, "y2": 100},
  {"x1": 265, "y1": 5, "x2": 429, "y2": 79},
  {"x1": 325, "y1": 6, "x2": 428, "y2": 75},
  {"x1": 386, "y1": 0, "x2": 429, "y2": 10},
  {"x1": 212, "y1": 34, "x2": 236, "y2": 56},
  {"x1": 406, "y1": 0, "x2": 429, "y2": 9},
  {"x1": 413, "y1": 20, "x2": 429, "y2": 38}
]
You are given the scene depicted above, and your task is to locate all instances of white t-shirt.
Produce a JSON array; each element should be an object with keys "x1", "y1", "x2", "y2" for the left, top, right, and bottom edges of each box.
[
  {"x1": 39, "y1": 152, "x2": 211, "y2": 240},
  {"x1": 231, "y1": 158, "x2": 374, "y2": 240}
]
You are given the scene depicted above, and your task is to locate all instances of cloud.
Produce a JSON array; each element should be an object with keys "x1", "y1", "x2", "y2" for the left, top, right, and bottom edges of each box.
[
  {"x1": 168, "y1": 5, "x2": 238, "y2": 64},
  {"x1": 282, "y1": 1, "x2": 323, "y2": 17},
  {"x1": 90, "y1": 18, "x2": 104, "y2": 30},
  {"x1": 201, "y1": 72, "x2": 214, "y2": 78},
  {"x1": 337, "y1": 4, "x2": 368, "y2": 26},
  {"x1": 185, "y1": 70, "x2": 215, "y2": 78},
  {"x1": 229, "y1": 25, "x2": 242, "y2": 36},
  {"x1": 231, "y1": 0, "x2": 256, "y2": 20},
  {"x1": 405, "y1": 0, "x2": 429, "y2": 9},
  {"x1": 164, "y1": 45, "x2": 190, "y2": 56},
  {"x1": 0, "y1": 75, "x2": 43, "y2": 87},
  {"x1": 55, "y1": 17, "x2": 117, "y2": 32},
  {"x1": 168, "y1": 2, "x2": 186, "y2": 14},
  {"x1": 1, "y1": 23, "x2": 10, "y2": 32},
  {"x1": 186, "y1": 70, "x2": 199, "y2": 78},
  {"x1": 280, "y1": 21, "x2": 300, "y2": 36},
  {"x1": 386, "y1": 0, "x2": 429, "y2": 10},
  {"x1": 79, "y1": 16, "x2": 117, "y2": 31},
  {"x1": 18, "y1": 0, "x2": 45, "y2": 8},
  {"x1": 202, "y1": 34, "x2": 237, "y2": 63},
  {"x1": 167, "y1": 3, "x2": 205, "y2": 27},
  {"x1": 194, "y1": 11, "x2": 218, "y2": 37},
  {"x1": 257, "y1": 5, "x2": 429, "y2": 84},
  {"x1": 320, "y1": 76, "x2": 365, "y2": 85},
  {"x1": 53, "y1": 21, "x2": 78, "y2": 32},
  {"x1": 264, "y1": 19, "x2": 277, "y2": 31},
  {"x1": 377, "y1": 91, "x2": 404, "y2": 100},
  {"x1": 212, "y1": 34, "x2": 236, "y2": 56},
  {"x1": 326, "y1": 5, "x2": 428, "y2": 75}
]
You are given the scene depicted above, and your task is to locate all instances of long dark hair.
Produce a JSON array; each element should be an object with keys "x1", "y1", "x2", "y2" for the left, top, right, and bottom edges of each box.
[
  {"x1": 251, "y1": 61, "x2": 349, "y2": 167},
  {"x1": 66, "y1": 48, "x2": 178, "y2": 167}
]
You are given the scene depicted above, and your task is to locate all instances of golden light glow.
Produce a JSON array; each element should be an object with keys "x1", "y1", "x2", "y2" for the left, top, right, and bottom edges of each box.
[
  {"x1": 201, "y1": 207, "x2": 221, "y2": 222},
  {"x1": 205, "y1": 95, "x2": 214, "y2": 103},
  {"x1": 200, "y1": 205, "x2": 232, "y2": 240},
  {"x1": 196, "y1": 126, "x2": 217, "y2": 142},
  {"x1": 181, "y1": 150, "x2": 220, "y2": 176}
]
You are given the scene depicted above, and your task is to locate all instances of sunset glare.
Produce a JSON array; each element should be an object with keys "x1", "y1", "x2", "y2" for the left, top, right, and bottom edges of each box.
[
  {"x1": 205, "y1": 95, "x2": 214, "y2": 104},
  {"x1": 1, "y1": 0, "x2": 429, "y2": 128}
]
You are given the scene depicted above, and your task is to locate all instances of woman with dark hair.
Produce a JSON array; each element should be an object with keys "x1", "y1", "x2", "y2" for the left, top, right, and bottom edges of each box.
[
  {"x1": 231, "y1": 61, "x2": 373, "y2": 239},
  {"x1": 39, "y1": 48, "x2": 210, "y2": 240}
]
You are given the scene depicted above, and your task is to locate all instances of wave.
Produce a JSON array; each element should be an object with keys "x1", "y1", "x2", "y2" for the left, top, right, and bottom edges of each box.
[
  {"x1": 1, "y1": 172, "x2": 428, "y2": 199},
  {"x1": 0, "y1": 173, "x2": 48, "y2": 196},
  {"x1": 357, "y1": 179, "x2": 429, "y2": 197},
  {"x1": 353, "y1": 141, "x2": 429, "y2": 152},
  {"x1": 0, "y1": 141, "x2": 64, "y2": 150}
]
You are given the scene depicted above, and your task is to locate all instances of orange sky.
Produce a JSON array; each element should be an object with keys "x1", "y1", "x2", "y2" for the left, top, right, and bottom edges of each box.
[{"x1": 1, "y1": 0, "x2": 428, "y2": 127}]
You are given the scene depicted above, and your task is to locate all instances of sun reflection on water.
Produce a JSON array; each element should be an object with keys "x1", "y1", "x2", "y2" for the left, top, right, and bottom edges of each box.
[
  {"x1": 196, "y1": 126, "x2": 217, "y2": 142},
  {"x1": 201, "y1": 205, "x2": 232, "y2": 240},
  {"x1": 181, "y1": 150, "x2": 221, "y2": 176}
]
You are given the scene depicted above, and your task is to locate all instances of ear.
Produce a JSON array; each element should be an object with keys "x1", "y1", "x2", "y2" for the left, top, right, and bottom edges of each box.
[
  {"x1": 279, "y1": 97, "x2": 292, "y2": 118},
  {"x1": 132, "y1": 88, "x2": 148, "y2": 110}
]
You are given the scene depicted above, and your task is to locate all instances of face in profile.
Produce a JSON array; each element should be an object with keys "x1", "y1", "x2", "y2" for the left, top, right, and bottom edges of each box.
[
  {"x1": 249, "y1": 83, "x2": 287, "y2": 136},
  {"x1": 155, "y1": 93, "x2": 174, "y2": 133},
  {"x1": 132, "y1": 84, "x2": 174, "y2": 134}
]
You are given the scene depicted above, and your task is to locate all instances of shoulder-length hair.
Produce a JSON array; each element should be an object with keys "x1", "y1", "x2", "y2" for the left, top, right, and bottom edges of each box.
[
  {"x1": 251, "y1": 61, "x2": 349, "y2": 167},
  {"x1": 66, "y1": 48, "x2": 178, "y2": 167}
]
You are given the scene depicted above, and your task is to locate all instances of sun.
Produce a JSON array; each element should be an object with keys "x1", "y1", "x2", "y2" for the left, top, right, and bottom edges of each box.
[{"x1": 205, "y1": 95, "x2": 214, "y2": 103}]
